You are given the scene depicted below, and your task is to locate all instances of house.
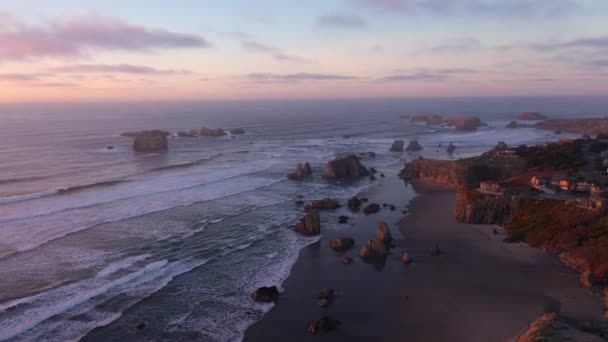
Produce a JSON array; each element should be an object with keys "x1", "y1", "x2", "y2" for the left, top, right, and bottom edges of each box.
[
  {"x1": 591, "y1": 183, "x2": 602, "y2": 197},
  {"x1": 576, "y1": 181, "x2": 591, "y2": 193},
  {"x1": 559, "y1": 179, "x2": 572, "y2": 192},
  {"x1": 479, "y1": 181, "x2": 504, "y2": 194}
]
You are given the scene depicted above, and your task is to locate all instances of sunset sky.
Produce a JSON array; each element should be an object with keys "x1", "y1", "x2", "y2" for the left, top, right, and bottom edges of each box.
[{"x1": 1, "y1": 0, "x2": 607, "y2": 102}]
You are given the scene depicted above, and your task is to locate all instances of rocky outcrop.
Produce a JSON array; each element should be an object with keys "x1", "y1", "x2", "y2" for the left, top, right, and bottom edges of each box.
[
  {"x1": 390, "y1": 140, "x2": 405, "y2": 152},
  {"x1": 132, "y1": 130, "x2": 170, "y2": 152},
  {"x1": 330, "y1": 237, "x2": 355, "y2": 252},
  {"x1": 310, "y1": 198, "x2": 341, "y2": 210},
  {"x1": 251, "y1": 286, "x2": 280, "y2": 303},
  {"x1": 406, "y1": 140, "x2": 423, "y2": 152},
  {"x1": 506, "y1": 121, "x2": 519, "y2": 128},
  {"x1": 287, "y1": 162, "x2": 313, "y2": 180},
  {"x1": 517, "y1": 112, "x2": 547, "y2": 121},
  {"x1": 446, "y1": 116, "x2": 485, "y2": 132},
  {"x1": 453, "y1": 187, "x2": 521, "y2": 225},
  {"x1": 411, "y1": 113, "x2": 444, "y2": 125},
  {"x1": 446, "y1": 143, "x2": 456, "y2": 154},
  {"x1": 517, "y1": 313, "x2": 608, "y2": 342},
  {"x1": 348, "y1": 197, "x2": 362, "y2": 211},
  {"x1": 200, "y1": 127, "x2": 226, "y2": 137},
  {"x1": 230, "y1": 128, "x2": 245, "y2": 135},
  {"x1": 359, "y1": 239, "x2": 389, "y2": 260},
  {"x1": 324, "y1": 155, "x2": 370, "y2": 179},
  {"x1": 295, "y1": 209, "x2": 320, "y2": 236},
  {"x1": 376, "y1": 221, "x2": 393, "y2": 243}
]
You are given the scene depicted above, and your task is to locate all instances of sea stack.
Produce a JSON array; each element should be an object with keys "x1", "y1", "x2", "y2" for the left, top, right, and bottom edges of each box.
[
  {"x1": 132, "y1": 130, "x2": 169, "y2": 152},
  {"x1": 406, "y1": 140, "x2": 423, "y2": 152},
  {"x1": 324, "y1": 155, "x2": 370, "y2": 179},
  {"x1": 390, "y1": 140, "x2": 405, "y2": 152}
]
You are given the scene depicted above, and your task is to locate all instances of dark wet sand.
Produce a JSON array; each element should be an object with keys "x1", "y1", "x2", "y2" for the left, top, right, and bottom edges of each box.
[{"x1": 244, "y1": 176, "x2": 604, "y2": 342}]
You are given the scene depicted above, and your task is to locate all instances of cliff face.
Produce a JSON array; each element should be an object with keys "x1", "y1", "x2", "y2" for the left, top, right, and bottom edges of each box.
[{"x1": 453, "y1": 187, "x2": 521, "y2": 225}]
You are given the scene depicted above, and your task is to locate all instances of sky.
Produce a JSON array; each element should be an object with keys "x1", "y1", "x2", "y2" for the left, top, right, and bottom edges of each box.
[{"x1": 0, "y1": 0, "x2": 607, "y2": 102}]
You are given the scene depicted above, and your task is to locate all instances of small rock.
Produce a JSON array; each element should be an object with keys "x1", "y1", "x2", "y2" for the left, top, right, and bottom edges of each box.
[
  {"x1": 251, "y1": 286, "x2": 280, "y2": 302},
  {"x1": 348, "y1": 197, "x2": 362, "y2": 211},
  {"x1": 382, "y1": 204, "x2": 388, "y2": 207},
  {"x1": 294, "y1": 200, "x2": 305, "y2": 205},
  {"x1": 370, "y1": 167, "x2": 378, "y2": 174},
  {"x1": 318, "y1": 289, "x2": 334, "y2": 308},
  {"x1": 446, "y1": 143, "x2": 456, "y2": 154},
  {"x1": 493, "y1": 228, "x2": 499, "y2": 235},
  {"x1": 338, "y1": 216, "x2": 349, "y2": 224},
  {"x1": 580, "y1": 270, "x2": 595, "y2": 288},
  {"x1": 376, "y1": 221, "x2": 393, "y2": 243},
  {"x1": 363, "y1": 203, "x2": 381, "y2": 215},
  {"x1": 106, "y1": 145, "x2": 114, "y2": 150},
  {"x1": 308, "y1": 316, "x2": 341, "y2": 335},
  {"x1": 310, "y1": 198, "x2": 341, "y2": 210},
  {"x1": 341, "y1": 257, "x2": 353, "y2": 265},
  {"x1": 389, "y1": 205, "x2": 396, "y2": 211},
  {"x1": 369, "y1": 174, "x2": 377, "y2": 181},
  {"x1": 135, "y1": 321, "x2": 147, "y2": 331},
  {"x1": 406, "y1": 140, "x2": 423, "y2": 152},
  {"x1": 380, "y1": 173, "x2": 385, "y2": 178},
  {"x1": 330, "y1": 237, "x2": 355, "y2": 252}
]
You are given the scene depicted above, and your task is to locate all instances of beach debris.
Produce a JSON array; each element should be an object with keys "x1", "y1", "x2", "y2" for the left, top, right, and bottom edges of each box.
[
  {"x1": 318, "y1": 289, "x2": 334, "y2": 308},
  {"x1": 580, "y1": 270, "x2": 596, "y2": 288},
  {"x1": 376, "y1": 221, "x2": 393, "y2": 243},
  {"x1": 401, "y1": 252, "x2": 412, "y2": 265},
  {"x1": 390, "y1": 140, "x2": 405, "y2": 152},
  {"x1": 287, "y1": 162, "x2": 313, "y2": 181},
  {"x1": 308, "y1": 316, "x2": 341, "y2": 335},
  {"x1": 251, "y1": 286, "x2": 280, "y2": 303},
  {"x1": 341, "y1": 257, "x2": 353, "y2": 265},
  {"x1": 330, "y1": 237, "x2": 355, "y2": 252},
  {"x1": 431, "y1": 243, "x2": 443, "y2": 256},
  {"x1": 338, "y1": 216, "x2": 349, "y2": 224},
  {"x1": 348, "y1": 196, "x2": 362, "y2": 211},
  {"x1": 363, "y1": 203, "x2": 381, "y2": 215},
  {"x1": 294, "y1": 209, "x2": 321, "y2": 236},
  {"x1": 135, "y1": 321, "x2": 148, "y2": 331}
]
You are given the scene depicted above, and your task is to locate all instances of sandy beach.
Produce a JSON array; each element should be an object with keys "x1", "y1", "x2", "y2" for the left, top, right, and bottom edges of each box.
[{"x1": 245, "y1": 174, "x2": 604, "y2": 342}]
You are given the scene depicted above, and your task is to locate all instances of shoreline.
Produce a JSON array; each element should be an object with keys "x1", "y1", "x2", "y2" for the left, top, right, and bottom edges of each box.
[{"x1": 244, "y1": 176, "x2": 604, "y2": 341}]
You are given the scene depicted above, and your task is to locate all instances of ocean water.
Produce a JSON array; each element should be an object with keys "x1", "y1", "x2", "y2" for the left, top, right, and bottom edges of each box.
[{"x1": 0, "y1": 97, "x2": 606, "y2": 341}]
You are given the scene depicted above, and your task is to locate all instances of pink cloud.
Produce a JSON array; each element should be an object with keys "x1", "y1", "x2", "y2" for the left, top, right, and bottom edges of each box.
[
  {"x1": 0, "y1": 13, "x2": 210, "y2": 60},
  {"x1": 46, "y1": 64, "x2": 192, "y2": 75}
]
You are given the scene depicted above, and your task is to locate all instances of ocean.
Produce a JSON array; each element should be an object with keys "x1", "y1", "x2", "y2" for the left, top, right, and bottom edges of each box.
[{"x1": 0, "y1": 97, "x2": 606, "y2": 341}]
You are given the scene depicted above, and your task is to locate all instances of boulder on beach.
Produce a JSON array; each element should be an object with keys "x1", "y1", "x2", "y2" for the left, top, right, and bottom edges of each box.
[
  {"x1": 318, "y1": 289, "x2": 334, "y2": 308},
  {"x1": 401, "y1": 253, "x2": 412, "y2": 264},
  {"x1": 287, "y1": 162, "x2": 313, "y2": 180},
  {"x1": 517, "y1": 112, "x2": 547, "y2": 121},
  {"x1": 406, "y1": 140, "x2": 423, "y2": 152},
  {"x1": 251, "y1": 286, "x2": 280, "y2": 303},
  {"x1": 359, "y1": 239, "x2": 389, "y2": 260},
  {"x1": 376, "y1": 221, "x2": 393, "y2": 243},
  {"x1": 580, "y1": 270, "x2": 596, "y2": 288},
  {"x1": 106, "y1": 145, "x2": 114, "y2": 150},
  {"x1": 295, "y1": 209, "x2": 320, "y2": 236},
  {"x1": 199, "y1": 127, "x2": 226, "y2": 137},
  {"x1": 308, "y1": 316, "x2": 341, "y2": 335},
  {"x1": 330, "y1": 237, "x2": 355, "y2": 252},
  {"x1": 132, "y1": 130, "x2": 169, "y2": 152},
  {"x1": 310, "y1": 198, "x2": 341, "y2": 210},
  {"x1": 230, "y1": 128, "x2": 245, "y2": 135},
  {"x1": 363, "y1": 203, "x2": 381, "y2": 215},
  {"x1": 390, "y1": 140, "x2": 405, "y2": 152},
  {"x1": 324, "y1": 155, "x2": 370, "y2": 179}
]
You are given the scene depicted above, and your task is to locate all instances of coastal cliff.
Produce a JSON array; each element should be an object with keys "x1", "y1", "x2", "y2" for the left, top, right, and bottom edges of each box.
[{"x1": 453, "y1": 187, "x2": 521, "y2": 225}]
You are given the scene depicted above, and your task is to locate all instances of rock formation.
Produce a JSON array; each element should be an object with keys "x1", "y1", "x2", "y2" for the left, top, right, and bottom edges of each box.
[
  {"x1": 308, "y1": 316, "x2": 341, "y2": 335},
  {"x1": 446, "y1": 143, "x2": 456, "y2": 154},
  {"x1": 390, "y1": 140, "x2": 405, "y2": 152},
  {"x1": 406, "y1": 140, "x2": 423, "y2": 152},
  {"x1": 132, "y1": 130, "x2": 170, "y2": 152},
  {"x1": 517, "y1": 313, "x2": 608, "y2": 342},
  {"x1": 230, "y1": 128, "x2": 245, "y2": 134},
  {"x1": 310, "y1": 198, "x2": 341, "y2": 210},
  {"x1": 453, "y1": 187, "x2": 521, "y2": 225},
  {"x1": 330, "y1": 237, "x2": 355, "y2": 252},
  {"x1": 199, "y1": 127, "x2": 226, "y2": 137},
  {"x1": 359, "y1": 239, "x2": 389, "y2": 260},
  {"x1": 376, "y1": 221, "x2": 393, "y2": 243},
  {"x1": 348, "y1": 196, "x2": 362, "y2": 211},
  {"x1": 324, "y1": 155, "x2": 370, "y2": 179},
  {"x1": 363, "y1": 203, "x2": 380, "y2": 215},
  {"x1": 251, "y1": 286, "x2": 280, "y2": 303},
  {"x1": 517, "y1": 112, "x2": 547, "y2": 121},
  {"x1": 294, "y1": 209, "x2": 320, "y2": 236},
  {"x1": 446, "y1": 116, "x2": 485, "y2": 132},
  {"x1": 411, "y1": 113, "x2": 444, "y2": 125},
  {"x1": 506, "y1": 121, "x2": 519, "y2": 128},
  {"x1": 287, "y1": 162, "x2": 313, "y2": 180}
]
